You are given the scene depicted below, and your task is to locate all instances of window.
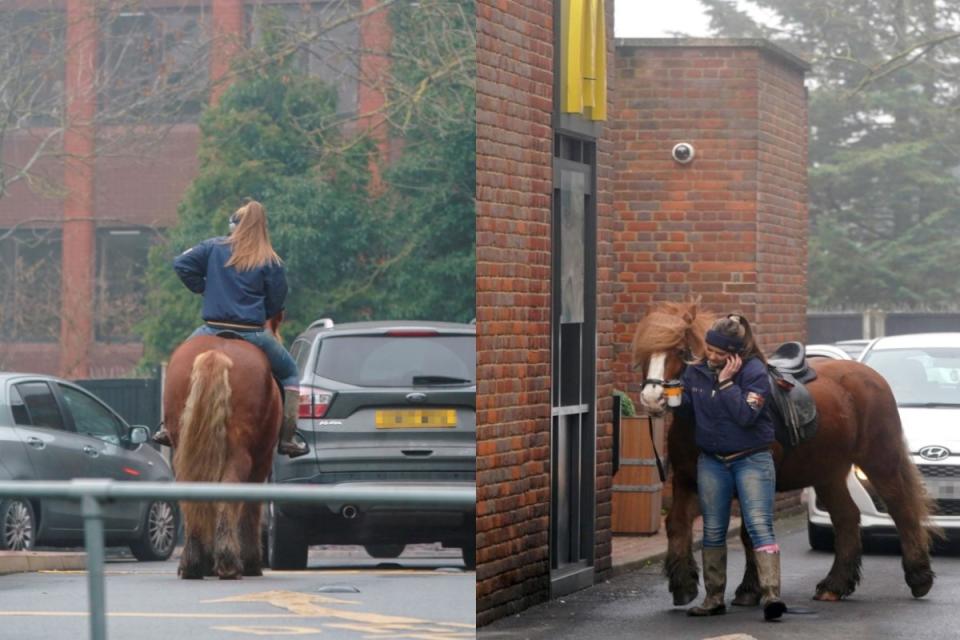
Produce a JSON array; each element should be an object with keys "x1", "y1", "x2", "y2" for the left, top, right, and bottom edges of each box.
[
  {"x1": 94, "y1": 229, "x2": 156, "y2": 342},
  {"x1": 99, "y1": 7, "x2": 208, "y2": 122},
  {"x1": 58, "y1": 385, "x2": 123, "y2": 444},
  {"x1": 249, "y1": 2, "x2": 360, "y2": 117},
  {"x1": 0, "y1": 10, "x2": 65, "y2": 127},
  {"x1": 13, "y1": 382, "x2": 65, "y2": 430},
  {"x1": 314, "y1": 335, "x2": 475, "y2": 387},
  {"x1": 0, "y1": 230, "x2": 61, "y2": 342},
  {"x1": 9, "y1": 385, "x2": 31, "y2": 425}
]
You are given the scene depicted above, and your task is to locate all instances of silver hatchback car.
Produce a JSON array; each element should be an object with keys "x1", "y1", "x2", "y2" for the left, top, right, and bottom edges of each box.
[
  {"x1": 266, "y1": 320, "x2": 476, "y2": 569},
  {"x1": 0, "y1": 372, "x2": 179, "y2": 559}
]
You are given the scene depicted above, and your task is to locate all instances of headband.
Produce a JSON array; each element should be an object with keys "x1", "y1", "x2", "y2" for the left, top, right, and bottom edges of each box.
[{"x1": 706, "y1": 329, "x2": 744, "y2": 354}]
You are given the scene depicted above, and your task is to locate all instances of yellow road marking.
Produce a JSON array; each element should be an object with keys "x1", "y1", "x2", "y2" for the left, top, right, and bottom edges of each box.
[
  {"x1": 212, "y1": 626, "x2": 321, "y2": 636},
  {"x1": 209, "y1": 590, "x2": 424, "y2": 625},
  {"x1": 0, "y1": 613, "x2": 316, "y2": 619}
]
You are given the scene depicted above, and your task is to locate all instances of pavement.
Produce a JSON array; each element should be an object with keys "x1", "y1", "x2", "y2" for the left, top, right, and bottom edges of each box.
[
  {"x1": 611, "y1": 513, "x2": 743, "y2": 577},
  {"x1": 0, "y1": 550, "x2": 87, "y2": 575}
]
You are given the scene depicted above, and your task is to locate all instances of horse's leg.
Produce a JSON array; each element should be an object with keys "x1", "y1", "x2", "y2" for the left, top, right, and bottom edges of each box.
[
  {"x1": 732, "y1": 519, "x2": 760, "y2": 606},
  {"x1": 178, "y1": 530, "x2": 206, "y2": 580},
  {"x1": 813, "y1": 478, "x2": 862, "y2": 600},
  {"x1": 664, "y1": 474, "x2": 701, "y2": 606},
  {"x1": 239, "y1": 502, "x2": 264, "y2": 577},
  {"x1": 859, "y1": 455, "x2": 936, "y2": 598},
  {"x1": 214, "y1": 454, "x2": 253, "y2": 580},
  {"x1": 213, "y1": 502, "x2": 244, "y2": 580}
]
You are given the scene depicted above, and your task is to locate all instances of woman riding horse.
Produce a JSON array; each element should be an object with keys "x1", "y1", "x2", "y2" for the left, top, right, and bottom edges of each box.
[
  {"x1": 154, "y1": 200, "x2": 308, "y2": 458},
  {"x1": 633, "y1": 302, "x2": 936, "y2": 607}
]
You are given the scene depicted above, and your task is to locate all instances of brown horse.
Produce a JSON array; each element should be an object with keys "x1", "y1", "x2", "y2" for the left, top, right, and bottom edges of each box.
[
  {"x1": 163, "y1": 317, "x2": 283, "y2": 579},
  {"x1": 631, "y1": 301, "x2": 937, "y2": 606}
]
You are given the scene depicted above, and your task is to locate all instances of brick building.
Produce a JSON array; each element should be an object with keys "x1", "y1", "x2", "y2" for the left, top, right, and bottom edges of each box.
[
  {"x1": 476, "y1": 1, "x2": 810, "y2": 624},
  {"x1": 0, "y1": 0, "x2": 390, "y2": 378}
]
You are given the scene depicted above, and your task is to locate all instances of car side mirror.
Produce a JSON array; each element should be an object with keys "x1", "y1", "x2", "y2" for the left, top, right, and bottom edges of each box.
[{"x1": 129, "y1": 425, "x2": 150, "y2": 445}]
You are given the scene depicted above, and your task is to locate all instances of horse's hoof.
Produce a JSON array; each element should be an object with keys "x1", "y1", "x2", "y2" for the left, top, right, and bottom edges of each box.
[
  {"x1": 672, "y1": 588, "x2": 698, "y2": 606},
  {"x1": 813, "y1": 590, "x2": 841, "y2": 602},
  {"x1": 218, "y1": 572, "x2": 242, "y2": 580},
  {"x1": 910, "y1": 579, "x2": 933, "y2": 598}
]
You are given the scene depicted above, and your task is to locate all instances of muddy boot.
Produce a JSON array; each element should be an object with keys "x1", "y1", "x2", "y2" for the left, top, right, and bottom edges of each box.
[
  {"x1": 152, "y1": 425, "x2": 172, "y2": 447},
  {"x1": 277, "y1": 391, "x2": 310, "y2": 459},
  {"x1": 687, "y1": 547, "x2": 727, "y2": 616},
  {"x1": 756, "y1": 550, "x2": 787, "y2": 621}
]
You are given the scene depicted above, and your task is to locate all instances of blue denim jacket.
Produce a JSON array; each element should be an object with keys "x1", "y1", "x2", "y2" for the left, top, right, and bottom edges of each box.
[
  {"x1": 675, "y1": 356, "x2": 774, "y2": 455},
  {"x1": 173, "y1": 237, "x2": 288, "y2": 326}
]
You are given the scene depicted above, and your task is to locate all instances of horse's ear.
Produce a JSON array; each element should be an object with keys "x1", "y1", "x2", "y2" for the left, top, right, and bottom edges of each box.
[{"x1": 682, "y1": 307, "x2": 696, "y2": 325}]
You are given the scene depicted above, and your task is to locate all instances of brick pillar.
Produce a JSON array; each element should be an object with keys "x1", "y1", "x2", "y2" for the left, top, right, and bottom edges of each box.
[
  {"x1": 358, "y1": 0, "x2": 392, "y2": 192},
  {"x1": 611, "y1": 40, "x2": 810, "y2": 397},
  {"x1": 60, "y1": 0, "x2": 98, "y2": 379},
  {"x1": 210, "y1": 0, "x2": 245, "y2": 105}
]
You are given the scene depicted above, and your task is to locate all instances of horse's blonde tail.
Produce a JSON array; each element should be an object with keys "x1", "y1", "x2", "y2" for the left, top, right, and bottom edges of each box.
[{"x1": 173, "y1": 351, "x2": 233, "y2": 543}]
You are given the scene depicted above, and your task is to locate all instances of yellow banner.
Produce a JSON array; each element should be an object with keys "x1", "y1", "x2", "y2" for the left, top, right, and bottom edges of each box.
[{"x1": 561, "y1": 0, "x2": 607, "y2": 121}]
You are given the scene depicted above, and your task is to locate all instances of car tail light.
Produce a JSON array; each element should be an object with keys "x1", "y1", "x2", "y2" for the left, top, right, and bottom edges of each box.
[{"x1": 298, "y1": 386, "x2": 334, "y2": 418}]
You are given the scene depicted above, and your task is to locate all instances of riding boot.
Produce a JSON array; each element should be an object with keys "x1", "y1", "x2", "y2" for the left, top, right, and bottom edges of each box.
[
  {"x1": 152, "y1": 425, "x2": 172, "y2": 447},
  {"x1": 277, "y1": 391, "x2": 310, "y2": 459},
  {"x1": 687, "y1": 547, "x2": 727, "y2": 616},
  {"x1": 756, "y1": 550, "x2": 787, "y2": 621}
]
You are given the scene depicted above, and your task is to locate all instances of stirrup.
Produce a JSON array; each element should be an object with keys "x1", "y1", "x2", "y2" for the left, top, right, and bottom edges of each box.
[
  {"x1": 278, "y1": 435, "x2": 310, "y2": 459},
  {"x1": 152, "y1": 428, "x2": 172, "y2": 447}
]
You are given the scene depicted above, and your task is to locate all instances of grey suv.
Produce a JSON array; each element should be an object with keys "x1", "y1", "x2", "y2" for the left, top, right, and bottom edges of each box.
[
  {"x1": 266, "y1": 320, "x2": 476, "y2": 569},
  {"x1": 0, "y1": 373, "x2": 179, "y2": 559}
]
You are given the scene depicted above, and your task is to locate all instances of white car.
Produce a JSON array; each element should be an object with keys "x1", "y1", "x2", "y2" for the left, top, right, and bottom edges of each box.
[{"x1": 805, "y1": 333, "x2": 960, "y2": 549}]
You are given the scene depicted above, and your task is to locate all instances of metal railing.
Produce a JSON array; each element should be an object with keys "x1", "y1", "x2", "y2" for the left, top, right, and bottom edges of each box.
[{"x1": 0, "y1": 479, "x2": 476, "y2": 640}]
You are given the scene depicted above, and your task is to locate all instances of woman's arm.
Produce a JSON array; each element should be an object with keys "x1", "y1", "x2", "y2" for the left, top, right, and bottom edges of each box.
[
  {"x1": 172, "y1": 240, "x2": 214, "y2": 294},
  {"x1": 716, "y1": 359, "x2": 770, "y2": 427}
]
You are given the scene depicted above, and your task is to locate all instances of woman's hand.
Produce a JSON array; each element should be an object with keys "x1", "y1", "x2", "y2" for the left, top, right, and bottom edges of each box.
[{"x1": 719, "y1": 354, "x2": 742, "y2": 384}]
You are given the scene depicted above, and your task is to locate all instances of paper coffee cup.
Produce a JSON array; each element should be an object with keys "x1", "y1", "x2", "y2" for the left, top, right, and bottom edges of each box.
[{"x1": 664, "y1": 384, "x2": 682, "y2": 407}]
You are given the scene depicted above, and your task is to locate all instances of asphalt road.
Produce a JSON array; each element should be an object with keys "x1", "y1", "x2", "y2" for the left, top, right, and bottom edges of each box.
[
  {"x1": 480, "y1": 514, "x2": 960, "y2": 640},
  {"x1": 0, "y1": 545, "x2": 474, "y2": 639}
]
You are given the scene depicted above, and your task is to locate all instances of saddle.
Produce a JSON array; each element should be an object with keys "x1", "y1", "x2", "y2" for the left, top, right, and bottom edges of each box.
[{"x1": 766, "y1": 342, "x2": 818, "y2": 449}]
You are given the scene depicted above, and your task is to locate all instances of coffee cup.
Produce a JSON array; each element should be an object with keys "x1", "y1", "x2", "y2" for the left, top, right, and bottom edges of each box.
[{"x1": 664, "y1": 382, "x2": 683, "y2": 407}]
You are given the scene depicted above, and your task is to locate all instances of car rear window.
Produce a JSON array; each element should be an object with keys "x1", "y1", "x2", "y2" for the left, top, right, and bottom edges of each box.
[{"x1": 314, "y1": 335, "x2": 475, "y2": 387}]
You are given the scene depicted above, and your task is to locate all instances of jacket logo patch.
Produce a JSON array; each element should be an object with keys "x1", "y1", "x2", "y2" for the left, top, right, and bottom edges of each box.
[{"x1": 746, "y1": 392, "x2": 764, "y2": 409}]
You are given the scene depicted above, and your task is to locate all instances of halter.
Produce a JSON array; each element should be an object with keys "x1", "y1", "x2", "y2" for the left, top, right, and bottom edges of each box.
[{"x1": 639, "y1": 347, "x2": 694, "y2": 389}]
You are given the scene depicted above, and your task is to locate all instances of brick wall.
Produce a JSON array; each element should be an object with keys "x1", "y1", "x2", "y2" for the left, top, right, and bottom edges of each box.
[
  {"x1": 611, "y1": 40, "x2": 810, "y2": 397},
  {"x1": 476, "y1": 0, "x2": 617, "y2": 625},
  {"x1": 593, "y1": 0, "x2": 618, "y2": 588},
  {"x1": 475, "y1": 0, "x2": 554, "y2": 624}
]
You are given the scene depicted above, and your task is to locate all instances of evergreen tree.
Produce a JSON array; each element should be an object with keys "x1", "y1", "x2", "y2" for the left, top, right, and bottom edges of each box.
[{"x1": 700, "y1": 0, "x2": 960, "y2": 308}]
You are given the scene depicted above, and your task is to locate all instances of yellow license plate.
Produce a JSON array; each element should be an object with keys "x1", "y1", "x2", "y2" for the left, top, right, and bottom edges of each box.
[{"x1": 375, "y1": 409, "x2": 457, "y2": 429}]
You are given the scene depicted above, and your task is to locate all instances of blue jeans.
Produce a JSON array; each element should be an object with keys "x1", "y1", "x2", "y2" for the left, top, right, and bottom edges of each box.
[
  {"x1": 697, "y1": 449, "x2": 776, "y2": 548},
  {"x1": 190, "y1": 325, "x2": 300, "y2": 388}
]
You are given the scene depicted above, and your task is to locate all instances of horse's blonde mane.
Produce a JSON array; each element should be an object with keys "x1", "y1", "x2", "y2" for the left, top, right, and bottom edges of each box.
[{"x1": 631, "y1": 301, "x2": 716, "y2": 369}]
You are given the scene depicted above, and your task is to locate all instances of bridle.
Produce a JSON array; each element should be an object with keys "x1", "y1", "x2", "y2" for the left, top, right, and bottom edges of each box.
[{"x1": 639, "y1": 347, "x2": 694, "y2": 390}]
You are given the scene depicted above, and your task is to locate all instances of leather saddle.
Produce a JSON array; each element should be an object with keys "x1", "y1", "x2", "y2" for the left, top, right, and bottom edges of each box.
[{"x1": 766, "y1": 342, "x2": 818, "y2": 448}]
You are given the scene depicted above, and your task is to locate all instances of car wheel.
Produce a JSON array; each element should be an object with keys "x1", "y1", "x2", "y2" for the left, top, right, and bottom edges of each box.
[
  {"x1": 130, "y1": 501, "x2": 179, "y2": 561},
  {"x1": 807, "y1": 520, "x2": 834, "y2": 552},
  {"x1": 267, "y1": 502, "x2": 308, "y2": 570},
  {"x1": 0, "y1": 498, "x2": 36, "y2": 551},
  {"x1": 363, "y1": 544, "x2": 405, "y2": 559}
]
